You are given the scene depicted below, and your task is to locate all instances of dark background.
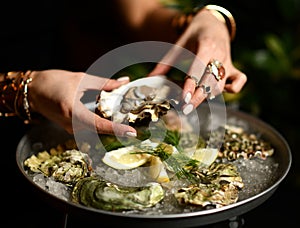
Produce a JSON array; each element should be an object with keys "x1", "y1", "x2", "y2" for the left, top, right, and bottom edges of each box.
[{"x1": 1, "y1": 0, "x2": 299, "y2": 227}]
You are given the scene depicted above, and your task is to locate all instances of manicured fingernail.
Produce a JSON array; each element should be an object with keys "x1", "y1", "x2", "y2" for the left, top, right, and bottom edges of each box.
[
  {"x1": 125, "y1": 131, "x2": 137, "y2": 137},
  {"x1": 184, "y1": 92, "x2": 192, "y2": 104},
  {"x1": 183, "y1": 104, "x2": 193, "y2": 115},
  {"x1": 117, "y1": 76, "x2": 130, "y2": 82}
]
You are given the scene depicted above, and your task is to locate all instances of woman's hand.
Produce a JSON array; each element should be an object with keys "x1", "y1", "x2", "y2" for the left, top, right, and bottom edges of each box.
[
  {"x1": 28, "y1": 69, "x2": 137, "y2": 136},
  {"x1": 149, "y1": 8, "x2": 247, "y2": 114}
]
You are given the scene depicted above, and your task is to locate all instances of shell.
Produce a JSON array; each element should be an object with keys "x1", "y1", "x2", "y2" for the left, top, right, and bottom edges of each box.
[
  {"x1": 24, "y1": 149, "x2": 91, "y2": 186},
  {"x1": 174, "y1": 163, "x2": 244, "y2": 208},
  {"x1": 96, "y1": 76, "x2": 180, "y2": 124},
  {"x1": 71, "y1": 176, "x2": 165, "y2": 211},
  {"x1": 215, "y1": 125, "x2": 275, "y2": 160}
]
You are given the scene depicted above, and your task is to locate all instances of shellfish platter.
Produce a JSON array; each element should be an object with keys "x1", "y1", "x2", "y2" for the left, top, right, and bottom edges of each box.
[{"x1": 20, "y1": 76, "x2": 289, "y2": 219}]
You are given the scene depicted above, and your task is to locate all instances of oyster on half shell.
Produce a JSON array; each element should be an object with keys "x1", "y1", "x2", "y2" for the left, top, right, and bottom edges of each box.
[
  {"x1": 71, "y1": 176, "x2": 165, "y2": 211},
  {"x1": 95, "y1": 76, "x2": 179, "y2": 124}
]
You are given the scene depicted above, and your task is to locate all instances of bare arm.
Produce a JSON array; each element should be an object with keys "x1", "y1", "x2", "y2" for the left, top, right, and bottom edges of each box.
[{"x1": 113, "y1": 0, "x2": 179, "y2": 42}]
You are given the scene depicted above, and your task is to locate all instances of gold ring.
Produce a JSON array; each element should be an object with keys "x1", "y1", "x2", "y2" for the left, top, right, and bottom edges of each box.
[
  {"x1": 206, "y1": 59, "x2": 225, "y2": 81},
  {"x1": 185, "y1": 75, "x2": 201, "y2": 87}
]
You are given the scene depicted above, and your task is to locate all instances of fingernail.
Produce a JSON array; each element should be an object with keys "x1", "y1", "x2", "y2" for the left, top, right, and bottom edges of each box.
[
  {"x1": 125, "y1": 131, "x2": 137, "y2": 137},
  {"x1": 117, "y1": 76, "x2": 130, "y2": 82},
  {"x1": 184, "y1": 92, "x2": 192, "y2": 104},
  {"x1": 183, "y1": 104, "x2": 194, "y2": 115}
]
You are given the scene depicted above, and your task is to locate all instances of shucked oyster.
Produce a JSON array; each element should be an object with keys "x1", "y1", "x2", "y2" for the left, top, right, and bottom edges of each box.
[
  {"x1": 174, "y1": 163, "x2": 244, "y2": 208},
  {"x1": 71, "y1": 176, "x2": 164, "y2": 211},
  {"x1": 96, "y1": 76, "x2": 179, "y2": 124},
  {"x1": 24, "y1": 149, "x2": 92, "y2": 186}
]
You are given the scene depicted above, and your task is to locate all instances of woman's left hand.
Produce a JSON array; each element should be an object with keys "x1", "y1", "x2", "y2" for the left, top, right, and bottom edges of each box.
[{"x1": 149, "y1": 8, "x2": 247, "y2": 114}]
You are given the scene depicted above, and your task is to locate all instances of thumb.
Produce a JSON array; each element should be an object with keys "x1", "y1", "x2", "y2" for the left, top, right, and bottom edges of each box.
[{"x1": 224, "y1": 69, "x2": 247, "y2": 93}]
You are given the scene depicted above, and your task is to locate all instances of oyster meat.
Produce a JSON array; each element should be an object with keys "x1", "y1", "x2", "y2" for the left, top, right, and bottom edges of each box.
[
  {"x1": 96, "y1": 76, "x2": 177, "y2": 124},
  {"x1": 71, "y1": 176, "x2": 164, "y2": 211},
  {"x1": 24, "y1": 149, "x2": 92, "y2": 186},
  {"x1": 174, "y1": 163, "x2": 244, "y2": 208}
]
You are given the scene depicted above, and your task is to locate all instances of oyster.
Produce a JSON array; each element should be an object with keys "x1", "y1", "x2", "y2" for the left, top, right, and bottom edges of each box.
[
  {"x1": 71, "y1": 176, "x2": 164, "y2": 211},
  {"x1": 24, "y1": 149, "x2": 92, "y2": 186},
  {"x1": 96, "y1": 76, "x2": 178, "y2": 124},
  {"x1": 174, "y1": 163, "x2": 244, "y2": 208},
  {"x1": 211, "y1": 125, "x2": 275, "y2": 161}
]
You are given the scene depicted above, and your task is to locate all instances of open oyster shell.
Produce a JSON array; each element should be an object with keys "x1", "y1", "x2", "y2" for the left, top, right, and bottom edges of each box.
[
  {"x1": 96, "y1": 76, "x2": 180, "y2": 125},
  {"x1": 71, "y1": 176, "x2": 164, "y2": 211}
]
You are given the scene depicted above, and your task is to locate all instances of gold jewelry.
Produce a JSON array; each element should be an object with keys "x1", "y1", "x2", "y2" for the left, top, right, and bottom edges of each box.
[
  {"x1": 172, "y1": 5, "x2": 236, "y2": 41},
  {"x1": 185, "y1": 75, "x2": 201, "y2": 87},
  {"x1": 22, "y1": 77, "x2": 33, "y2": 123},
  {"x1": 206, "y1": 59, "x2": 226, "y2": 81},
  {"x1": 204, "y1": 5, "x2": 236, "y2": 41},
  {"x1": 0, "y1": 70, "x2": 33, "y2": 123}
]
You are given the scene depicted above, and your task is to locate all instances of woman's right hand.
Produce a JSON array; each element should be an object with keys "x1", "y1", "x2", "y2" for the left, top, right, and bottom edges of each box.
[{"x1": 28, "y1": 69, "x2": 137, "y2": 137}]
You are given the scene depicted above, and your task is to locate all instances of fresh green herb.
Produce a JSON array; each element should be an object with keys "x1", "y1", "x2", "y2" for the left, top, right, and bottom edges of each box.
[{"x1": 134, "y1": 143, "x2": 199, "y2": 183}]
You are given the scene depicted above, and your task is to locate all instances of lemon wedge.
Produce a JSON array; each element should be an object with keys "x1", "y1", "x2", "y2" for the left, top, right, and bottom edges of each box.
[
  {"x1": 102, "y1": 145, "x2": 151, "y2": 169},
  {"x1": 192, "y1": 148, "x2": 219, "y2": 166},
  {"x1": 149, "y1": 156, "x2": 170, "y2": 183}
]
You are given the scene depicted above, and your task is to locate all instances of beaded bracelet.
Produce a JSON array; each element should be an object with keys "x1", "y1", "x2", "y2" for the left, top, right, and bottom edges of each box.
[
  {"x1": 171, "y1": 4, "x2": 236, "y2": 41},
  {"x1": 0, "y1": 71, "x2": 33, "y2": 124}
]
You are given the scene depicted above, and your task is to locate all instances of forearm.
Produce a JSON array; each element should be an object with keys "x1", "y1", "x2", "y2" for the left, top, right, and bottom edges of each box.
[
  {"x1": 114, "y1": 0, "x2": 179, "y2": 42},
  {"x1": 113, "y1": 0, "x2": 235, "y2": 44}
]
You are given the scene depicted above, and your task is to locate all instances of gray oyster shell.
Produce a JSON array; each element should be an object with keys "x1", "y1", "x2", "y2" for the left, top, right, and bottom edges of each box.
[
  {"x1": 71, "y1": 176, "x2": 164, "y2": 211},
  {"x1": 24, "y1": 149, "x2": 91, "y2": 186},
  {"x1": 96, "y1": 76, "x2": 179, "y2": 124},
  {"x1": 174, "y1": 163, "x2": 244, "y2": 208}
]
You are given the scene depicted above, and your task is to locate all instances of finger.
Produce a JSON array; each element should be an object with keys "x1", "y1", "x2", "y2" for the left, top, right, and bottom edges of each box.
[
  {"x1": 192, "y1": 82, "x2": 219, "y2": 108},
  {"x1": 182, "y1": 87, "x2": 206, "y2": 115},
  {"x1": 72, "y1": 102, "x2": 137, "y2": 137},
  {"x1": 80, "y1": 74, "x2": 130, "y2": 91},
  {"x1": 182, "y1": 56, "x2": 207, "y2": 104},
  {"x1": 182, "y1": 75, "x2": 200, "y2": 103},
  {"x1": 148, "y1": 44, "x2": 188, "y2": 76},
  {"x1": 148, "y1": 63, "x2": 172, "y2": 77},
  {"x1": 182, "y1": 66, "x2": 225, "y2": 115},
  {"x1": 224, "y1": 70, "x2": 247, "y2": 93}
]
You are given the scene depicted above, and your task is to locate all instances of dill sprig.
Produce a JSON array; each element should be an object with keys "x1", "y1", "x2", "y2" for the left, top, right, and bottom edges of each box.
[{"x1": 134, "y1": 143, "x2": 199, "y2": 183}]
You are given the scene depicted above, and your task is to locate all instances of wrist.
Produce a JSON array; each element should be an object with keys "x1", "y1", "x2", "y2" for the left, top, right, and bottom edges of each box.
[
  {"x1": 171, "y1": 4, "x2": 236, "y2": 41},
  {"x1": 0, "y1": 70, "x2": 34, "y2": 123},
  {"x1": 204, "y1": 5, "x2": 236, "y2": 41}
]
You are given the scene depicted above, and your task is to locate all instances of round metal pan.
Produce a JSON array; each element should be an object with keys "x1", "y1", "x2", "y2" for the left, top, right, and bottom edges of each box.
[{"x1": 16, "y1": 103, "x2": 291, "y2": 227}]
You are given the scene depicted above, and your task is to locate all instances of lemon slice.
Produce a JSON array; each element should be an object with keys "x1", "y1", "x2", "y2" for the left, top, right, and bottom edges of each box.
[
  {"x1": 102, "y1": 145, "x2": 151, "y2": 169},
  {"x1": 149, "y1": 156, "x2": 170, "y2": 183},
  {"x1": 192, "y1": 148, "x2": 219, "y2": 166}
]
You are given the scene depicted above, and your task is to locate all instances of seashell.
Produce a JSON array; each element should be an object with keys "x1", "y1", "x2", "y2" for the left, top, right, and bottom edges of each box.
[
  {"x1": 71, "y1": 176, "x2": 165, "y2": 211},
  {"x1": 96, "y1": 76, "x2": 181, "y2": 125},
  {"x1": 174, "y1": 163, "x2": 243, "y2": 208}
]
